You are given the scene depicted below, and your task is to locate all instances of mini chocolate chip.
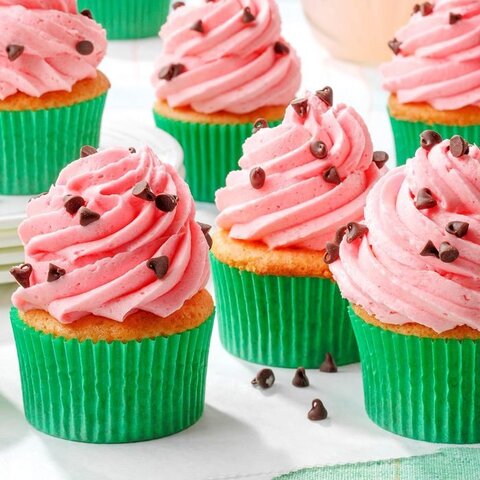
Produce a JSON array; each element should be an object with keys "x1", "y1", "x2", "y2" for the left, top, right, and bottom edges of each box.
[
  {"x1": 190, "y1": 20, "x2": 204, "y2": 33},
  {"x1": 334, "y1": 225, "x2": 347, "y2": 245},
  {"x1": 155, "y1": 194, "x2": 178, "y2": 212},
  {"x1": 388, "y1": 38, "x2": 401, "y2": 55},
  {"x1": 450, "y1": 135, "x2": 469, "y2": 157},
  {"x1": 172, "y1": 1, "x2": 185, "y2": 9},
  {"x1": 242, "y1": 7, "x2": 255, "y2": 23},
  {"x1": 420, "y1": 130, "x2": 442, "y2": 150},
  {"x1": 6, "y1": 44, "x2": 24, "y2": 61},
  {"x1": 439, "y1": 242, "x2": 459, "y2": 263},
  {"x1": 198, "y1": 222, "x2": 213, "y2": 249},
  {"x1": 310, "y1": 141, "x2": 328, "y2": 159},
  {"x1": 291, "y1": 97, "x2": 309, "y2": 118},
  {"x1": 64, "y1": 195, "x2": 86, "y2": 215},
  {"x1": 345, "y1": 222, "x2": 369, "y2": 243},
  {"x1": 449, "y1": 12, "x2": 462, "y2": 24},
  {"x1": 47, "y1": 263, "x2": 66, "y2": 282},
  {"x1": 76, "y1": 40, "x2": 94, "y2": 55},
  {"x1": 414, "y1": 188, "x2": 437, "y2": 210},
  {"x1": 412, "y1": 3, "x2": 420, "y2": 14},
  {"x1": 420, "y1": 2, "x2": 434, "y2": 15},
  {"x1": 10, "y1": 263, "x2": 32, "y2": 288},
  {"x1": 251, "y1": 368, "x2": 275, "y2": 389},
  {"x1": 80, "y1": 9, "x2": 93, "y2": 19},
  {"x1": 320, "y1": 352, "x2": 337, "y2": 373},
  {"x1": 80, "y1": 145, "x2": 97, "y2": 157},
  {"x1": 308, "y1": 399, "x2": 328, "y2": 421},
  {"x1": 128, "y1": 147, "x2": 136, "y2": 153},
  {"x1": 132, "y1": 181, "x2": 155, "y2": 201},
  {"x1": 250, "y1": 167, "x2": 266, "y2": 189},
  {"x1": 322, "y1": 166, "x2": 341, "y2": 185},
  {"x1": 158, "y1": 63, "x2": 185, "y2": 81},
  {"x1": 420, "y1": 240, "x2": 439, "y2": 258},
  {"x1": 147, "y1": 256, "x2": 169, "y2": 279},
  {"x1": 324, "y1": 242, "x2": 339, "y2": 265},
  {"x1": 372, "y1": 151, "x2": 389, "y2": 168},
  {"x1": 273, "y1": 41, "x2": 289, "y2": 55},
  {"x1": 205, "y1": 233, "x2": 213, "y2": 249},
  {"x1": 292, "y1": 367, "x2": 309, "y2": 388},
  {"x1": 315, "y1": 86, "x2": 333, "y2": 107},
  {"x1": 252, "y1": 118, "x2": 268, "y2": 134},
  {"x1": 446, "y1": 221, "x2": 469, "y2": 238},
  {"x1": 79, "y1": 207, "x2": 100, "y2": 226}
]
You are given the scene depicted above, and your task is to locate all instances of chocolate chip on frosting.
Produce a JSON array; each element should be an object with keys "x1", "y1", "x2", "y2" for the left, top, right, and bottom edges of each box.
[
  {"x1": 308, "y1": 399, "x2": 328, "y2": 421},
  {"x1": 414, "y1": 188, "x2": 437, "y2": 210},
  {"x1": 172, "y1": 1, "x2": 185, "y2": 9},
  {"x1": 292, "y1": 367, "x2": 310, "y2": 388},
  {"x1": 6, "y1": 44, "x2": 24, "y2": 61},
  {"x1": 251, "y1": 368, "x2": 275, "y2": 389},
  {"x1": 158, "y1": 63, "x2": 185, "y2": 81},
  {"x1": 310, "y1": 141, "x2": 328, "y2": 159},
  {"x1": 420, "y1": 240, "x2": 439, "y2": 258},
  {"x1": 291, "y1": 97, "x2": 309, "y2": 118},
  {"x1": 420, "y1": 2, "x2": 434, "y2": 15},
  {"x1": 80, "y1": 9, "x2": 93, "y2": 19},
  {"x1": 242, "y1": 7, "x2": 256, "y2": 23},
  {"x1": 372, "y1": 151, "x2": 389, "y2": 169},
  {"x1": 128, "y1": 147, "x2": 136, "y2": 153},
  {"x1": 323, "y1": 242, "x2": 339, "y2": 264},
  {"x1": 76, "y1": 40, "x2": 94, "y2": 55},
  {"x1": 320, "y1": 352, "x2": 338, "y2": 372},
  {"x1": 155, "y1": 194, "x2": 178, "y2": 212},
  {"x1": 250, "y1": 167, "x2": 266, "y2": 189},
  {"x1": 345, "y1": 222, "x2": 369, "y2": 243},
  {"x1": 446, "y1": 221, "x2": 469, "y2": 238},
  {"x1": 450, "y1": 135, "x2": 469, "y2": 157},
  {"x1": 412, "y1": 3, "x2": 420, "y2": 14},
  {"x1": 334, "y1": 225, "x2": 347, "y2": 245},
  {"x1": 10, "y1": 263, "x2": 32, "y2": 288},
  {"x1": 64, "y1": 195, "x2": 86, "y2": 215},
  {"x1": 315, "y1": 86, "x2": 333, "y2": 107},
  {"x1": 80, "y1": 145, "x2": 97, "y2": 157},
  {"x1": 388, "y1": 38, "x2": 402, "y2": 55},
  {"x1": 147, "y1": 256, "x2": 170, "y2": 279},
  {"x1": 252, "y1": 118, "x2": 268, "y2": 134},
  {"x1": 79, "y1": 207, "x2": 100, "y2": 226},
  {"x1": 198, "y1": 222, "x2": 213, "y2": 249},
  {"x1": 190, "y1": 20, "x2": 204, "y2": 33},
  {"x1": 322, "y1": 166, "x2": 341, "y2": 185},
  {"x1": 273, "y1": 41, "x2": 289, "y2": 55},
  {"x1": 47, "y1": 263, "x2": 66, "y2": 282},
  {"x1": 449, "y1": 12, "x2": 462, "y2": 24},
  {"x1": 420, "y1": 130, "x2": 442, "y2": 150},
  {"x1": 439, "y1": 242, "x2": 459, "y2": 263},
  {"x1": 132, "y1": 181, "x2": 155, "y2": 201}
]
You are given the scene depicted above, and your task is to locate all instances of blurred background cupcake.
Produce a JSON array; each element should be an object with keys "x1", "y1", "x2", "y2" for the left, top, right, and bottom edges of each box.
[
  {"x1": 10, "y1": 145, "x2": 214, "y2": 443},
  {"x1": 331, "y1": 132, "x2": 480, "y2": 443},
  {"x1": 0, "y1": 0, "x2": 109, "y2": 195},
  {"x1": 151, "y1": 0, "x2": 301, "y2": 203}
]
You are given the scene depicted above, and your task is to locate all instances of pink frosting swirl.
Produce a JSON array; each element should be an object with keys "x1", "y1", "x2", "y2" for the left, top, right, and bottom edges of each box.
[
  {"x1": 216, "y1": 91, "x2": 386, "y2": 250},
  {"x1": 330, "y1": 137, "x2": 480, "y2": 333},
  {"x1": 0, "y1": 1, "x2": 106, "y2": 100},
  {"x1": 151, "y1": 0, "x2": 301, "y2": 114},
  {"x1": 11, "y1": 146, "x2": 210, "y2": 324},
  {"x1": 381, "y1": 0, "x2": 480, "y2": 110}
]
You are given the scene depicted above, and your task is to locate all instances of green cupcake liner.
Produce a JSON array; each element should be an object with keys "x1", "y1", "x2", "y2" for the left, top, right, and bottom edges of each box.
[
  {"x1": 349, "y1": 307, "x2": 480, "y2": 444},
  {"x1": 0, "y1": 93, "x2": 107, "y2": 195},
  {"x1": 153, "y1": 109, "x2": 282, "y2": 203},
  {"x1": 388, "y1": 113, "x2": 480, "y2": 166},
  {"x1": 11, "y1": 307, "x2": 214, "y2": 443},
  {"x1": 77, "y1": 0, "x2": 171, "y2": 40},
  {"x1": 211, "y1": 254, "x2": 359, "y2": 368}
]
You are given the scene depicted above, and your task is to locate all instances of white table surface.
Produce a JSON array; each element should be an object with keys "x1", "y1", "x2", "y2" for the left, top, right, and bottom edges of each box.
[{"x1": 0, "y1": 1, "x2": 455, "y2": 479}]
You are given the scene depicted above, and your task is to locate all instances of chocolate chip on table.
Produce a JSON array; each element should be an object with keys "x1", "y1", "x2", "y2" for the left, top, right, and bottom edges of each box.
[
  {"x1": 345, "y1": 222, "x2": 369, "y2": 243},
  {"x1": 414, "y1": 188, "x2": 437, "y2": 210},
  {"x1": 251, "y1": 368, "x2": 275, "y2": 389},
  {"x1": 324, "y1": 242, "x2": 339, "y2": 265},
  {"x1": 9, "y1": 263, "x2": 32, "y2": 288},
  {"x1": 420, "y1": 130, "x2": 442, "y2": 150},
  {"x1": 310, "y1": 140, "x2": 328, "y2": 159},
  {"x1": 252, "y1": 118, "x2": 268, "y2": 134},
  {"x1": 419, "y1": 240, "x2": 439, "y2": 258},
  {"x1": 242, "y1": 7, "x2": 256, "y2": 23},
  {"x1": 80, "y1": 145, "x2": 97, "y2": 157},
  {"x1": 449, "y1": 12, "x2": 462, "y2": 24},
  {"x1": 47, "y1": 263, "x2": 66, "y2": 282},
  {"x1": 322, "y1": 166, "x2": 341, "y2": 185},
  {"x1": 439, "y1": 242, "x2": 459, "y2": 263},
  {"x1": 372, "y1": 151, "x2": 389, "y2": 168},
  {"x1": 80, "y1": 9, "x2": 93, "y2": 19},
  {"x1": 308, "y1": 399, "x2": 328, "y2": 421},
  {"x1": 79, "y1": 207, "x2": 100, "y2": 226},
  {"x1": 250, "y1": 167, "x2": 266, "y2": 189},
  {"x1": 64, "y1": 195, "x2": 86, "y2": 215},
  {"x1": 190, "y1": 20, "x2": 204, "y2": 33},
  {"x1": 315, "y1": 86, "x2": 333, "y2": 107},
  {"x1": 273, "y1": 41, "x2": 289, "y2": 55},
  {"x1": 132, "y1": 181, "x2": 155, "y2": 201},
  {"x1": 334, "y1": 225, "x2": 347, "y2": 245},
  {"x1": 292, "y1": 367, "x2": 310, "y2": 388},
  {"x1": 388, "y1": 38, "x2": 401, "y2": 55},
  {"x1": 420, "y1": 2, "x2": 434, "y2": 15},
  {"x1": 158, "y1": 63, "x2": 185, "y2": 81},
  {"x1": 291, "y1": 97, "x2": 309, "y2": 118},
  {"x1": 155, "y1": 194, "x2": 178, "y2": 212},
  {"x1": 445, "y1": 221, "x2": 469, "y2": 238},
  {"x1": 76, "y1": 40, "x2": 94, "y2": 55},
  {"x1": 6, "y1": 44, "x2": 24, "y2": 61},
  {"x1": 320, "y1": 352, "x2": 337, "y2": 372},
  {"x1": 450, "y1": 135, "x2": 469, "y2": 157},
  {"x1": 172, "y1": 1, "x2": 185, "y2": 9},
  {"x1": 147, "y1": 256, "x2": 170, "y2": 279}
]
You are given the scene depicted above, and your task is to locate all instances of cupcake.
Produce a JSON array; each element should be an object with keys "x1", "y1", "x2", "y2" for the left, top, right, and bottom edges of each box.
[
  {"x1": 10, "y1": 145, "x2": 214, "y2": 443},
  {"x1": 211, "y1": 89, "x2": 388, "y2": 368},
  {"x1": 77, "y1": 0, "x2": 170, "y2": 39},
  {"x1": 0, "y1": 0, "x2": 109, "y2": 195},
  {"x1": 330, "y1": 131, "x2": 480, "y2": 443},
  {"x1": 151, "y1": 0, "x2": 301, "y2": 202},
  {"x1": 381, "y1": 0, "x2": 480, "y2": 166}
]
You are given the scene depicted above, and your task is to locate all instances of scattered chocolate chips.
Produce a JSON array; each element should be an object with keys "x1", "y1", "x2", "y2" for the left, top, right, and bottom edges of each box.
[
  {"x1": 251, "y1": 368, "x2": 275, "y2": 389},
  {"x1": 147, "y1": 256, "x2": 170, "y2": 279},
  {"x1": 439, "y1": 242, "x2": 459, "y2": 263},
  {"x1": 79, "y1": 207, "x2": 100, "y2": 226},
  {"x1": 315, "y1": 86, "x2": 333, "y2": 107},
  {"x1": 291, "y1": 97, "x2": 309, "y2": 118},
  {"x1": 310, "y1": 140, "x2": 328, "y2": 159},
  {"x1": 450, "y1": 135, "x2": 469, "y2": 157},
  {"x1": 292, "y1": 367, "x2": 309, "y2": 388},
  {"x1": 414, "y1": 188, "x2": 437, "y2": 210},
  {"x1": 445, "y1": 221, "x2": 469, "y2": 238},
  {"x1": 6, "y1": 44, "x2": 24, "y2": 61},
  {"x1": 250, "y1": 167, "x2": 266, "y2": 189},
  {"x1": 273, "y1": 41, "x2": 289, "y2": 55},
  {"x1": 76, "y1": 40, "x2": 94, "y2": 55},
  {"x1": 242, "y1": 7, "x2": 256, "y2": 23},
  {"x1": 155, "y1": 194, "x2": 178, "y2": 212},
  {"x1": 345, "y1": 222, "x2": 369, "y2": 243},
  {"x1": 172, "y1": 1, "x2": 185, "y2": 9},
  {"x1": 322, "y1": 166, "x2": 341, "y2": 185},
  {"x1": 128, "y1": 147, "x2": 136, "y2": 153},
  {"x1": 9, "y1": 263, "x2": 32, "y2": 288},
  {"x1": 132, "y1": 181, "x2": 155, "y2": 201},
  {"x1": 420, "y1": 130, "x2": 442, "y2": 150},
  {"x1": 420, "y1": 240, "x2": 439, "y2": 258},
  {"x1": 334, "y1": 225, "x2": 347, "y2": 245},
  {"x1": 449, "y1": 12, "x2": 462, "y2": 24},
  {"x1": 198, "y1": 222, "x2": 213, "y2": 249},
  {"x1": 63, "y1": 195, "x2": 86, "y2": 215},
  {"x1": 80, "y1": 9, "x2": 93, "y2": 19},
  {"x1": 320, "y1": 352, "x2": 337, "y2": 373},
  {"x1": 80, "y1": 145, "x2": 97, "y2": 157},
  {"x1": 190, "y1": 20, "x2": 204, "y2": 33},
  {"x1": 420, "y1": 2, "x2": 434, "y2": 15},
  {"x1": 308, "y1": 399, "x2": 328, "y2": 421},
  {"x1": 388, "y1": 38, "x2": 401, "y2": 55},
  {"x1": 47, "y1": 263, "x2": 66, "y2": 282},
  {"x1": 372, "y1": 151, "x2": 389, "y2": 169},
  {"x1": 158, "y1": 63, "x2": 185, "y2": 81},
  {"x1": 323, "y1": 242, "x2": 339, "y2": 265},
  {"x1": 252, "y1": 118, "x2": 268, "y2": 134}
]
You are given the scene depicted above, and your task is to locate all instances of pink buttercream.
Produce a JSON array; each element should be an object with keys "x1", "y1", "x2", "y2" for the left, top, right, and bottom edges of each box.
[
  {"x1": 381, "y1": 0, "x2": 480, "y2": 110},
  {"x1": 11, "y1": 146, "x2": 210, "y2": 324},
  {"x1": 330, "y1": 138, "x2": 480, "y2": 333},
  {"x1": 152, "y1": 0, "x2": 301, "y2": 114},
  {"x1": 0, "y1": 1, "x2": 106, "y2": 100},
  {"x1": 216, "y1": 92, "x2": 386, "y2": 250}
]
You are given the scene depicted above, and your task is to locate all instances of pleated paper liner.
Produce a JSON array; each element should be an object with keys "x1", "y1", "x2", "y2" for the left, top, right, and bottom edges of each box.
[
  {"x1": 153, "y1": 110, "x2": 282, "y2": 203},
  {"x1": 77, "y1": 0, "x2": 170, "y2": 39},
  {"x1": 349, "y1": 307, "x2": 480, "y2": 444},
  {"x1": 0, "y1": 93, "x2": 107, "y2": 195},
  {"x1": 11, "y1": 308, "x2": 214, "y2": 443},
  {"x1": 388, "y1": 114, "x2": 480, "y2": 166},
  {"x1": 211, "y1": 255, "x2": 359, "y2": 368}
]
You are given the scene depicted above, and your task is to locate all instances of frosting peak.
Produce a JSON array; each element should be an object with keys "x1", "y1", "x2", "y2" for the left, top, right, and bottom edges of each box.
[{"x1": 0, "y1": 1, "x2": 76, "y2": 11}]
